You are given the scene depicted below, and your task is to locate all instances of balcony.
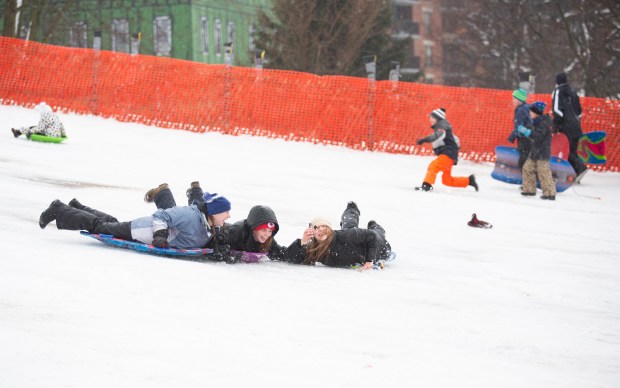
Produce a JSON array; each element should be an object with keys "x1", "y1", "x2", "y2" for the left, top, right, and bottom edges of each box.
[{"x1": 393, "y1": 20, "x2": 419, "y2": 39}]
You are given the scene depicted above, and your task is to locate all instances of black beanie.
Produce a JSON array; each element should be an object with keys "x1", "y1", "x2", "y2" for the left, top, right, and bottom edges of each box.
[{"x1": 555, "y1": 72, "x2": 568, "y2": 85}]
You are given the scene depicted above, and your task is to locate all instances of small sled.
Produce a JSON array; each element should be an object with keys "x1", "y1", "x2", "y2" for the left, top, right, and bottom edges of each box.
[
  {"x1": 491, "y1": 146, "x2": 576, "y2": 192},
  {"x1": 578, "y1": 131, "x2": 606, "y2": 164},
  {"x1": 29, "y1": 134, "x2": 67, "y2": 143},
  {"x1": 80, "y1": 231, "x2": 267, "y2": 263}
]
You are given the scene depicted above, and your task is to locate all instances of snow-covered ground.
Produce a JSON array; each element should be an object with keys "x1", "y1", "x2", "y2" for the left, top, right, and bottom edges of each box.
[{"x1": 1, "y1": 104, "x2": 619, "y2": 388}]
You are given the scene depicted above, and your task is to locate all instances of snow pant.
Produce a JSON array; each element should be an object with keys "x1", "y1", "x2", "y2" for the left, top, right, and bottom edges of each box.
[
  {"x1": 54, "y1": 202, "x2": 133, "y2": 240},
  {"x1": 423, "y1": 154, "x2": 469, "y2": 188},
  {"x1": 522, "y1": 159, "x2": 556, "y2": 197},
  {"x1": 567, "y1": 134, "x2": 587, "y2": 175},
  {"x1": 340, "y1": 204, "x2": 392, "y2": 261},
  {"x1": 517, "y1": 136, "x2": 532, "y2": 168},
  {"x1": 69, "y1": 199, "x2": 118, "y2": 223}
]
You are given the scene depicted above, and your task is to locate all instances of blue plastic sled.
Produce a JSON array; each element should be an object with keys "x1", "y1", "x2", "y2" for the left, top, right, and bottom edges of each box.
[
  {"x1": 491, "y1": 146, "x2": 576, "y2": 193},
  {"x1": 80, "y1": 231, "x2": 267, "y2": 263}
]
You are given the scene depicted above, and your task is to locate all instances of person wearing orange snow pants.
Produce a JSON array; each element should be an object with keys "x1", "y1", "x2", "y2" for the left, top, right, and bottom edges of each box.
[
  {"x1": 423, "y1": 154, "x2": 470, "y2": 188},
  {"x1": 415, "y1": 108, "x2": 479, "y2": 192}
]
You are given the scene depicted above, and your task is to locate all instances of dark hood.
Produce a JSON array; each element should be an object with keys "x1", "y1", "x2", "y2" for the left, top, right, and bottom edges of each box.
[{"x1": 246, "y1": 205, "x2": 280, "y2": 235}]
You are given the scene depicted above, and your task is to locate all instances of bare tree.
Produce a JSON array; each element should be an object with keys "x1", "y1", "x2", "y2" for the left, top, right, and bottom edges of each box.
[
  {"x1": 254, "y1": 0, "x2": 409, "y2": 79},
  {"x1": 444, "y1": 0, "x2": 620, "y2": 98}
]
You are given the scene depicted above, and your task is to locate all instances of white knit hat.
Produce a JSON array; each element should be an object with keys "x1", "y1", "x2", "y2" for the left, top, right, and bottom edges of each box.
[
  {"x1": 310, "y1": 217, "x2": 332, "y2": 229},
  {"x1": 34, "y1": 102, "x2": 52, "y2": 116}
]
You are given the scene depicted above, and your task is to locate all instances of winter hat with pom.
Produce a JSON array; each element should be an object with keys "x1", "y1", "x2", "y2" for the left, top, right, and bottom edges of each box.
[
  {"x1": 34, "y1": 102, "x2": 52, "y2": 116},
  {"x1": 203, "y1": 192, "x2": 231, "y2": 215},
  {"x1": 530, "y1": 101, "x2": 547, "y2": 115},
  {"x1": 430, "y1": 108, "x2": 446, "y2": 121}
]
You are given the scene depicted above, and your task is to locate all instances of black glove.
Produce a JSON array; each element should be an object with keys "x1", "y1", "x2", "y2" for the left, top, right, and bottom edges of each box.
[
  {"x1": 507, "y1": 131, "x2": 517, "y2": 143},
  {"x1": 152, "y1": 229, "x2": 169, "y2": 248},
  {"x1": 211, "y1": 244, "x2": 231, "y2": 262},
  {"x1": 416, "y1": 138, "x2": 425, "y2": 145}
]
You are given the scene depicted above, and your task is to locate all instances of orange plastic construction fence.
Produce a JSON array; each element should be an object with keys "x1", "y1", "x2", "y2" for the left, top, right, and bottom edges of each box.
[{"x1": 1, "y1": 37, "x2": 618, "y2": 172}]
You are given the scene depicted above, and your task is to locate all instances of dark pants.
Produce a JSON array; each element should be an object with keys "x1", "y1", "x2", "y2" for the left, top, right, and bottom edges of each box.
[
  {"x1": 56, "y1": 202, "x2": 132, "y2": 240},
  {"x1": 517, "y1": 137, "x2": 532, "y2": 169},
  {"x1": 340, "y1": 205, "x2": 392, "y2": 261},
  {"x1": 567, "y1": 134, "x2": 587, "y2": 175}
]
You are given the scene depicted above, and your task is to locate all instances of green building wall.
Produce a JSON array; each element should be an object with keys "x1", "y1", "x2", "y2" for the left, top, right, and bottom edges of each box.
[{"x1": 1, "y1": 0, "x2": 269, "y2": 67}]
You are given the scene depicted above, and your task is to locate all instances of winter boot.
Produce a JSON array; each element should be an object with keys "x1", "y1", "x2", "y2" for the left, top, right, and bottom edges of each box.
[
  {"x1": 340, "y1": 201, "x2": 360, "y2": 229},
  {"x1": 468, "y1": 175, "x2": 479, "y2": 191},
  {"x1": 11, "y1": 128, "x2": 21, "y2": 138},
  {"x1": 39, "y1": 199, "x2": 63, "y2": 229},
  {"x1": 541, "y1": 195, "x2": 556, "y2": 201},
  {"x1": 415, "y1": 182, "x2": 433, "y2": 192},
  {"x1": 144, "y1": 183, "x2": 169, "y2": 203},
  {"x1": 575, "y1": 168, "x2": 589, "y2": 184},
  {"x1": 367, "y1": 220, "x2": 386, "y2": 236},
  {"x1": 186, "y1": 181, "x2": 204, "y2": 206},
  {"x1": 69, "y1": 198, "x2": 119, "y2": 222}
]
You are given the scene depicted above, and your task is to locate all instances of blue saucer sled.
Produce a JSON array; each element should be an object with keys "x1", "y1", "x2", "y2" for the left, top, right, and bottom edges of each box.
[
  {"x1": 80, "y1": 231, "x2": 267, "y2": 263},
  {"x1": 491, "y1": 146, "x2": 576, "y2": 192}
]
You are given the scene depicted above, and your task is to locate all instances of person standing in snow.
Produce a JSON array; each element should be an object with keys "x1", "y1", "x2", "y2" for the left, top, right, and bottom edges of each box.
[
  {"x1": 551, "y1": 72, "x2": 587, "y2": 183},
  {"x1": 415, "y1": 108, "x2": 478, "y2": 192},
  {"x1": 281, "y1": 202, "x2": 392, "y2": 270},
  {"x1": 507, "y1": 88, "x2": 533, "y2": 169},
  {"x1": 517, "y1": 101, "x2": 557, "y2": 200},
  {"x1": 11, "y1": 102, "x2": 67, "y2": 139},
  {"x1": 39, "y1": 191, "x2": 232, "y2": 250}
]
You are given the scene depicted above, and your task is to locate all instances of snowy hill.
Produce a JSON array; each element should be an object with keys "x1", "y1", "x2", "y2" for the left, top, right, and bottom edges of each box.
[{"x1": 1, "y1": 104, "x2": 619, "y2": 388}]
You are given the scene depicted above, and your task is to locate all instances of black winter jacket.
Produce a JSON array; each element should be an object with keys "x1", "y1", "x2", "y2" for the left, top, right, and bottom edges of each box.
[
  {"x1": 283, "y1": 228, "x2": 386, "y2": 268},
  {"x1": 420, "y1": 119, "x2": 460, "y2": 164},
  {"x1": 219, "y1": 205, "x2": 287, "y2": 259},
  {"x1": 552, "y1": 83, "x2": 583, "y2": 139},
  {"x1": 526, "y1": 114, "x2": 553, "y2": 161}
]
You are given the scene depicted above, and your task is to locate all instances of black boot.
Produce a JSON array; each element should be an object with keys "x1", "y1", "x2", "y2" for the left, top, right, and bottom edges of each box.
[
  {"x1": 11, "y1": 128, "x2": 21, "y2": 138},
  {"x1": 186, "y1": 181, "x2": 204, "y2": 206},
  {"x1": 39, "y1": 200, "x2": 63, "y2": 229},
  {"x1": 340, "y1": 201, "x2": 360, "y2": 229},
  {"x1": 469, "y1": 175, "x2": 479, "y2": 191},
  {"x1": 69, "y1": 198, "x2": 119, "y2": 222},
  {"x1": 144, "y1": 183, "x2": 170, "y2": 203},
  {"x1": 415, "y1": 182, "x2": 433, "y2": 192}
]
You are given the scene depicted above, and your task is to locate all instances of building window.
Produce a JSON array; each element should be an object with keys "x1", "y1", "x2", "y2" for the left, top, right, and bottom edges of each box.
[
  {"x1": 423, "y1": 9, "x2": 432, "y2": 35},
  {"x1": 215, "y1": 18, "x2": 222, "y2": 56},
  {"x1": 69, "y1": 21, "x2": 88, "y2": 48},
  {"x1": 248, "y1": 24, "x2": 256, "y2": 53},
  {"x1": 227, "y1": 21, "x2": 235, "y2": 52},
  {"x1": 111, "y1": 19, "x2": 129, "y2": 53},
  {"x1": 200, "y1": 16, "x2": 209, "y2": 54},
  {"x1": 153, "y1": 16, "x2": 172, "y2": 56},
  {"x1": 424, "y1": 42, "x2": 433, "y2": 67}
]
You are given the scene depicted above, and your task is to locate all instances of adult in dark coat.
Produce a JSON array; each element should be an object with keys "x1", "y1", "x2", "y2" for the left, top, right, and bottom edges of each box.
[
  {"x1": 283, "y1": 202, "x2": 391, "y2": 270},
  {"x1": 552, "y1": 72, "x2": 587, "y2": 180}
]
